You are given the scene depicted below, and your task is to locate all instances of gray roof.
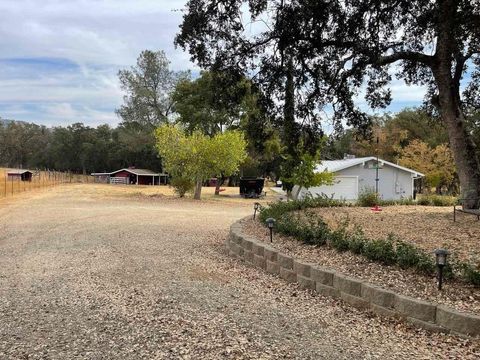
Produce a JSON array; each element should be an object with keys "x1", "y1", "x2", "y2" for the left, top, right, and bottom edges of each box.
[
  {"x1": 8, "y1": 169, "x2": 33, "y2": 175},
  {"x1": 91, "y1": 168, "x2": 166, "y2": 176},
  {"x1": 316, "y1": 157, "x2": 424, "y2": 177}
]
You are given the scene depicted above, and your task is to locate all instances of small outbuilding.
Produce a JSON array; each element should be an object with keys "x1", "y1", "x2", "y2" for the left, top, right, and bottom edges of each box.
[
  {"x1": 91, "y1": 168, "x2": 168, "y2": 185},
  {"x1": 294, "y1": 156, "x2": 424, "y2": 201},
  {"x1": 7, "y1": 170, "x2": 33, "y2": 182}
]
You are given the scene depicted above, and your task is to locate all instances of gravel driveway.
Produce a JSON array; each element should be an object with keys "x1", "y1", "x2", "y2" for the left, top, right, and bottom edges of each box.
[{"x1": 0, "y1": 185, "x2": 478, "y2": 359}]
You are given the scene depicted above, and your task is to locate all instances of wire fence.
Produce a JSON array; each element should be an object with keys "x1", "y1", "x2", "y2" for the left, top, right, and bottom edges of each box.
[{"x1": 0, "y1": 169, "x2": 91, "y2": 198}]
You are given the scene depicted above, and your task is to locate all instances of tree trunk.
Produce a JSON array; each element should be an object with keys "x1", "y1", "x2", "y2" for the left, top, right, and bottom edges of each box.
[
  {"x1": 433, "y1": 0, "x2": 480, "y2": 208},
  {"x1": 214, "y1": 176, "x2": 223, "y2": 196},
  {"x1": 435, "y1": 77, "x2": 480, "y2": 208},
  {"x1": 194, "y1": 179, "x2": 202, "y2": 200}
]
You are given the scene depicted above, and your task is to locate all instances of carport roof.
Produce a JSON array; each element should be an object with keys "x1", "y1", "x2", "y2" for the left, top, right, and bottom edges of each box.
[
  {"x1": 91, "y1": 168, "x2": 167, "y2": 176},
  {"x1": 7, "y1": 169, "x2": 33, "y2": 175},
  {"x1": 316, "y1": 157, "x2": 424, "y2": 177}
]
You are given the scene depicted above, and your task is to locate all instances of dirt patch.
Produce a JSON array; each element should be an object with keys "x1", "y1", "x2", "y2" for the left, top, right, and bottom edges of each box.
[{"x1": 311, "y1": 205, "x2": 480, "y2": 264}]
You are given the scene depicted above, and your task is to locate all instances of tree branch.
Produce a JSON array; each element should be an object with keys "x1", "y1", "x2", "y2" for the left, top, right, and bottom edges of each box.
[{"x1": 376, "y1": 51, "x2": 434, "y2": 67}]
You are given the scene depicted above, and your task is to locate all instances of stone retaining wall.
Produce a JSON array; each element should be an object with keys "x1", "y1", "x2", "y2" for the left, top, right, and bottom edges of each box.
[{"x1": 226, "y1": 219, "x2": 480, "y2": 337}]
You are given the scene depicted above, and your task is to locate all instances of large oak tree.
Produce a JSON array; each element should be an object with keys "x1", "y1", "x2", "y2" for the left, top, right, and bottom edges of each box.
[{"x1": 176, "y1": 0, "x2": 480, "y2": 206}]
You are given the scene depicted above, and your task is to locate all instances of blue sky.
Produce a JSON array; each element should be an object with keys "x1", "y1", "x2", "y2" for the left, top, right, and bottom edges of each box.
[{"x1": 0, "y1": 0, "x2": 435, "y2": 127}]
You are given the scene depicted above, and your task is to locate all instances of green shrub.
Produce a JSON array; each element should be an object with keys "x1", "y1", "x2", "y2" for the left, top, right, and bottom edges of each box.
[
  {"x1": 459, "y1": 263, "x2": 480, "y2": 286},
  {"x1": 259, "y1": 196, "x2": 345, "y2": 223},
  {"x1": 380, "y1": 198, "x2": 416, "y2": 206},
  {"x1": 415, "y1": 252, "x2": 436, "y2": 275},
  {"x1": 356, "y1": 188, "x2": 380, "y2": 207},
  {"x1": 275, "y1": 211, "x2": 330, "y2": 246},
  {"x1": 348, "y1": 226, "x2": 366, "y2": 254},
  {"x1": 417, "y1": 194, "x2": 457, "y2": 206},
  {"x1": 329, "y1": 225, "x2": 350, "y2": 252},
  {"x1": 170, "y1": 177, "x2": 194, "y2": 197},
  {"x1": 416, "y1": 196, "x2": 432, "y2": 206},
  {"x1": 258, "y1": 195, "x2": 480, "y2": 287},
  {"x1": 362, "y1": 235, "x2": 396, "y2": 265},
  {"x1": 396, "y1": 241, "x2": 421, "y2": 269}
]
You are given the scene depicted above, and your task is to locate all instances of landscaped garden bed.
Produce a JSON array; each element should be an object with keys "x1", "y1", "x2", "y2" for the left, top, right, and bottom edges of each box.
[
  {"x1": 312, "y1": 205, "x2": 480, "y2": 264},
  {"x1": 241, "y1": 199, "x2": 480, "y2": 315}
]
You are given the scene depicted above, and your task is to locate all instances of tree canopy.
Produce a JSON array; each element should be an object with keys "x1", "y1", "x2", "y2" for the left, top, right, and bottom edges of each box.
[
  {"x1": 116, "y1": 50, "x2": 188, "y2": 127},
  {"x1": 0, "y1": 121, "x2": 163, "y2": 174},
  {"x1": 176, "y1": 0, "x2": 480, "y2": 206},
  {"x1": 399, "y1": 140, "x2": 456, "y2": 193},
  {"x1": 172, "y1": 71, "x2": 251, "y2": 136},
  {"x1": 155, "y1": 125, "x2": 247, "y2": 199}
]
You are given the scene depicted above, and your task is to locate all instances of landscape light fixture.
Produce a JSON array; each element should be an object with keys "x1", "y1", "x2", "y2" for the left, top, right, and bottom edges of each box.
[
  {"x1": 434, "y1": 249, "x2": 450, "y2": 290},
  {"x1": 253, "y1": 202, "x2": 261, "y2": 220},
  {"x1": 266, "y1": 218, "x2": 276, "y2": 242}
]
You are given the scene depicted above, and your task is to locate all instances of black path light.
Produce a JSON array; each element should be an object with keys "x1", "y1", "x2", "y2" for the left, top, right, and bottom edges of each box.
[
  {"x1": 253, "y1": 202, "x2": 261, "y2": 220},
  {"x1": 434, "y1": 249, "x2": 450, "y2": 290},
  {"x1": 266, "y1": 218, "x2": 276, "y2": 242}
]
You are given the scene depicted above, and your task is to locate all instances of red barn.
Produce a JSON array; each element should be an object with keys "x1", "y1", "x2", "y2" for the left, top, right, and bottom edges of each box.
[
  {"x1": 91, "y1": 168, "x2": 167, "y2": 185},
  {"x1": 7, "y1": 170, "x2": 33, "y2": 182}
]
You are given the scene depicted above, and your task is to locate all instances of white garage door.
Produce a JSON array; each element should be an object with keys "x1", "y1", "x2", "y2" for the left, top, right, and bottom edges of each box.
[{"x1": 299, "y1": 176, "x2": 358, "y2": 200}]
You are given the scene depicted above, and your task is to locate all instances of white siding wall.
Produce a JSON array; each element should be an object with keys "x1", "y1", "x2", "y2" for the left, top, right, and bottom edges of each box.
[
  {"x1": 339, "y1": 160, "x2": 413, "y2": 200},
  {"x1": 296, "y1": 159, "x2": 415, "y2": 201}
]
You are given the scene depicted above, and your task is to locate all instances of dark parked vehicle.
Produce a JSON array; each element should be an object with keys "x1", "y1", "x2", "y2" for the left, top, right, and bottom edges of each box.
[{"x1": 239, "y1": 177, "x2": 265, "y2": 198}]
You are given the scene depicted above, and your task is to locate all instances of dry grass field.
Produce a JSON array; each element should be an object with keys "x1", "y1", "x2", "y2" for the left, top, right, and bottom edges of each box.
[
  {"x1": 0, "y1": 168, "x2": 90, "y2": 198},
  {"x1": 66, "y1": 184, "x2": 277, "y2": 208},
  {"x1": 0, "y1": 170, "x2": 277, "y2": 208},
  {"x1": 313, "y1": 205, "x2": 480, "y2": 263}
]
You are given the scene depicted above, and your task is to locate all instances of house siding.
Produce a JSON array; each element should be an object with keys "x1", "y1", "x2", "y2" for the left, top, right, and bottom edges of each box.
[
  {"x1": 336, "y1": 160, "x2": 414, "y2": 200},
  {"x1": 297, "y1": 159, "x2": 416, "y2": 201}
]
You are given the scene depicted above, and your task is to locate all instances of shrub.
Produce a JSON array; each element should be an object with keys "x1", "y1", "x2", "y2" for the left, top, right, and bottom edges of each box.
[
  {"x1": 170, "y1": 177, "x2": 194, "y2": 197},
  {"x1": 258, "y1": 195, "x2": 480, "y2": 287},
  {"x1": 362, "y1": 235, "x2": 396, "y2": 265},
  {"x1": 328, "y1": 224, "x2": 350, "y2": 252},
  {"x1": 417, "y1": 194, "x2": 457, "y2": 206},
  {"x1": 259, "y1": 196, "x2": 345, "y2": 223},
  {"x1": 348, "y1": 226, "x2": 366, "y2": 254},
  {"x1": 416, "y1": 196, "x2": 432, "y2": 206},
  {"x1": 356, "y1": 188, "x2": 380, "y2": 207},
  {"x1": 459, "y1": 263, "x2": 480, "y2": 286},
  {"x1": 415, "y1": 251, "x2": 436, "y2": 275},
  {"x1": 396, "y1": 241, "x2": 421, "y2": 269},
  {"x1": 275, "y1": 211, "x2": 330, "y2": 246}
]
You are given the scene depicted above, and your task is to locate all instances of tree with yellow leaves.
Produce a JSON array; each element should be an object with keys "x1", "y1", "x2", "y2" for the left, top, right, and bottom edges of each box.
[{"x1": 398, "y1": 140, "x2": 456, "y2": 193}]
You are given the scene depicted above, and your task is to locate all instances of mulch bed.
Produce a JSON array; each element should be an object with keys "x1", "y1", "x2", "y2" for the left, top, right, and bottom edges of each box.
[
  {"x1": 311, "y1": 205, "x2": 480, "y2": 264},
  {"x1": 241, "y1": 216, "x2": 480, "y2": 315}
]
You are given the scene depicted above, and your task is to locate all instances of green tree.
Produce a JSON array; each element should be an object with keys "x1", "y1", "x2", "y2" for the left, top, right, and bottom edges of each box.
[
  {"x1": 116, "y1": 50, "x2": 188, "y2": 127},
  {"x1": 155, "y1": 125, "x2": 247, "y2": 199},
  {"x1": 172, "y1": 71, "x2": 250, "y2": 136},
  {"x1": 176, "y1": 0, "x2": 480, "y2": 207},
  {"x1": 285, "y1": 152, "x2": 334, "y2": 199}
]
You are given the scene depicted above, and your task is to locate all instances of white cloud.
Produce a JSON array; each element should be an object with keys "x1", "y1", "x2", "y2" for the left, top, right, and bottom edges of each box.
[
  {"x1": 0, "y1": 0, "x2": 192, "y2": 126},
  {"x1": 0, "y1": 0, "x2": 431, "y2": 127}
]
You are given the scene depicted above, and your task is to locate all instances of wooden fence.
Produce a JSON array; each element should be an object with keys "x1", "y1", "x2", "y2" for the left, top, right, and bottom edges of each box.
[{"x1": 0, "y1": 169, "x2": 91, "y2": 198}]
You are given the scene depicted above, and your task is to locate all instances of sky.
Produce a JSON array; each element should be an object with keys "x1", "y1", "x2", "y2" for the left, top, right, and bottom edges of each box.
[{"x1": 0, "y1": 0, "x2": 428, "y2": 128}]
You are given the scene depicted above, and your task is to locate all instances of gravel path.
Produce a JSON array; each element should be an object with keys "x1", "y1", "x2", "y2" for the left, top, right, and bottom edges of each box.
[{"x1": 0, "y1": 185, "x2": 479, "y2": 359}]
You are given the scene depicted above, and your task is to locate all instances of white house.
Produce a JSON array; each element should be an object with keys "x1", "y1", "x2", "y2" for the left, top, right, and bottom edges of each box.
[{"x1": 294, "y1": 156, "x2": 424, "y2": 201}]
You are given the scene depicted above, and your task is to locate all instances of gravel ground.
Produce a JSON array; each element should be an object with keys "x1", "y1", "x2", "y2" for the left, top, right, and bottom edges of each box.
[{"x1": 0, "y1": 185, "x2": 479, "y2": 359}]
